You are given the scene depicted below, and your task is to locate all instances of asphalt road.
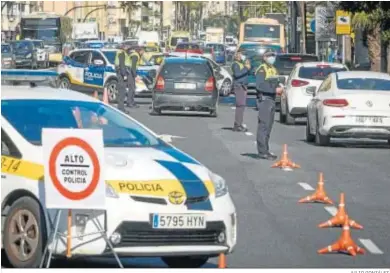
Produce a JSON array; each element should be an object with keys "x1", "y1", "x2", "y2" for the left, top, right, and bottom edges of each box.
[{"x1": 44, "y1": 95, "x2": 389, "y2": 268}]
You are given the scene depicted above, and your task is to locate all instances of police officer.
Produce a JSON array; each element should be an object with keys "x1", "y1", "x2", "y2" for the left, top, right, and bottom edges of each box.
[
  {"x1": 115, "y1": 44, "x2": 133, "y2": 113},
  {"x1": 231, "y1": 51, "x2": 251, "y2": 132},
  {"x1": 255, "y1": 49, "x2": 283, "y2": 160},
  {"x1": 126, "y1": 47, "x2": 142, "y2": 108}
]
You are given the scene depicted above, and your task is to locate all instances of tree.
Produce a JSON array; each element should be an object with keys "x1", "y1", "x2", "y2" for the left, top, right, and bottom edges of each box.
[
  {"x1": 120, "y1": 1, "x2": 142, "y2": 36},
  {"x1": 338, "y1": 1, "x2": 390, "y2": 72}
]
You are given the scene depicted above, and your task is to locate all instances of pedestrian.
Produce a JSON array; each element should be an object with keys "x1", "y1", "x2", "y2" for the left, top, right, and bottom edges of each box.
[
  {"x1": 255, "y1": 49, "x2": 283, "y2": 160},
  {"x1": 231, "y1": 51, "x2": 251, "y2": 132},
  {"x1": 114, "y1": 43, "x2": 134, "y2": 113}
]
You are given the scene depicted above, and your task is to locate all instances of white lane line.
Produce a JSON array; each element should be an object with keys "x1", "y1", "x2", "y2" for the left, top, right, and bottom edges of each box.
[
  {"x1": 359, "y1": 239, "x2": 384, "y2": 254},
  {"x1": 324, "y1": 206, "x2": 338, "y2": 216},
  {"x1": 231, "y1": 106, "x2": 236, "y2": 110},
  {"x1": 297, "y1": 182, "x2": 314, "y2": 191},
  {"x1": 245, "y1": 132, "x2": 253, "y2": 136}
]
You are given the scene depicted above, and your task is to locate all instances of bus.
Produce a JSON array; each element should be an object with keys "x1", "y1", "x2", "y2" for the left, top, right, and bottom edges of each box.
[
  {"x1": 239, "y1": 18, "x2": 285, "y2": 52},
  {"x1": 20, "y1": 12, "x2": 72, "y2": 65},
  {"x1": 167, "y1": 31, "x2": 191, "y2": 51}
]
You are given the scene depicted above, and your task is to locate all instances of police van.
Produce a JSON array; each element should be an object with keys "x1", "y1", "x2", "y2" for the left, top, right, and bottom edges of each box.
[{"x1": 57, "y1": 49, "x2": 156, "y2": 102}]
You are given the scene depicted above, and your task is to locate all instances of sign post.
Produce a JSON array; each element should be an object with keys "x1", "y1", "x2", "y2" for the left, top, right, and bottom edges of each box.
[
  {"x1": 336, "y1": 10, "x2": 351, "y2": 65},
  {"x1": 40, "y1": 129, "x2": 123, "y2": 268}
]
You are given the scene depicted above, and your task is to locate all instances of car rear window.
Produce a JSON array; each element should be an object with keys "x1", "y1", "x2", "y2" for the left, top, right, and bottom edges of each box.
[
  {"x1": 207, "y1": 44, "x2": 224, "y2": 52},
  {"x1": 299, "y1": 66, "x2": 347, "y2": 80},
  {"x1": 204, "y1": 47, "x2": 213, "y2": 53},
  {"x1": 176, "y1": 43, "x2": 200, "y2": 50},
  {"x1": 161, "y1": 62, "x2": 212, "y2": 79},
  {"x1": 337, "y1": 78, "x2": 390, "y2": 91},
  {"x1": 275, "y1": 55, "x2": 319, "y2": 75}
]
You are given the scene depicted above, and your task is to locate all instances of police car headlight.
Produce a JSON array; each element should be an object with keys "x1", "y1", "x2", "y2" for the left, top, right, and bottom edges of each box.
[
  {"x1": 209, "y1": 172, "x2": 228, "y2": 198},
  {"x1": 26, "y1": 53, "x2": 32, "y2": 58},
  {"x1": 106, "y1": 183, "x2": 119, "y2": 198}
]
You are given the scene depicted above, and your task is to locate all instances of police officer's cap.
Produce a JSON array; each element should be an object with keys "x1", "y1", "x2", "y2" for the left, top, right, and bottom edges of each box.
[{"x1": 263, "y1": 49, "x2": 277, "y2": 57}]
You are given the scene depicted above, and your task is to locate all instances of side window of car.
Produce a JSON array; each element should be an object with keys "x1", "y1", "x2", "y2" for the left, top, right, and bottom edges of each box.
[
  {"x1": 318, "y1": 76, "x2": 331, "y2": 93},
  {"x1": 90, "y1": 51, "x2": 106, "y2": 66},
  {"x1": 1, "y1": 129, "x2": 21, "y2": 159},
  {"x1": 69, "y1": 51, "x2": 90, "y2": 65}
]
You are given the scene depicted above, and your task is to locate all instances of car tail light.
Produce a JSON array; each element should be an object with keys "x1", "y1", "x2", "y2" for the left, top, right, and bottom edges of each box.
[
  {"x1": 155, "y1": 75, "x2": 165, "y2": 91},
  {"x1": 291, "y1": 79, "x2": 309, "y2": 87},
  {"x1": 205, "y1": 76, "x2": 214, "y2": 92},
  {"x1": 290, "y1": 56, "x2": 302, "y2": 61},
  {"x1": 317, "y1": 64, "x2": 330, "y2": 68},
  {"x1": 323, "y1": 99, "x2": 349, "y2": 107}
]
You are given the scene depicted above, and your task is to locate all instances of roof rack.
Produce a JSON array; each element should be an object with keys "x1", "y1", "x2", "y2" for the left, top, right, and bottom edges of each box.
[{"x1": 1, "y1": 69, "x2": 58, "y2": 88}]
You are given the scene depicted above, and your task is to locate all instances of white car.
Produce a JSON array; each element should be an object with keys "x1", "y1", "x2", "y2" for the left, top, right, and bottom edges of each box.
[
  {"x1": 1, "y1": 73, "x2": 237, "y2": 268},
  {"x1": 166, "y1": 52, "x2": 233, "y2": 96},
  {"x1": 306, "y1": 71, "x2": 390, "y2": 146},
  {"x1": 280, "y1": 62, "x2": 348, "y2": 125}
]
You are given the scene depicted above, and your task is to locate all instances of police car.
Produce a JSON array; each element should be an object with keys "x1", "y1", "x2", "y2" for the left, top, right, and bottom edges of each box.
[
  {"x1": 57, "y1": 48, "x2": 156, "y2": 102},
  {"x1": 1, "y1": 71, "x2": 237, "y2": 268}
]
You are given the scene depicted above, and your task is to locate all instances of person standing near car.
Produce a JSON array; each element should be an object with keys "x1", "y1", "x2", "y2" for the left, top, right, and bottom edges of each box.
[
  {"x1": 255, "y1": 49, "x2": 282, "y2": 160},
  {"x1": 231, "y1": 51, "x2": 251, "y2": 132},
  {"x1": 115, "y1": 43, "x2": 133, "y2": 113}
]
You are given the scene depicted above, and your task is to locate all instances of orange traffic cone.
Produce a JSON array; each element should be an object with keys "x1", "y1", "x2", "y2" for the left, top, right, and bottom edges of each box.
[
  {"x1": 318, "y1": 193, "x2": 363, "y2": 229},
  {"x1": 299, "y1": 172, "x2": 334, "y2": 204},
  {"x1": 93, "y1": 90, "x2": 99, "y2": 99},
  {"x1": 271, "y1": 144, "x2": 300, "y2": 169},
  {"x1": 103, "y1": 87, "x2": 109, "y2": 104},
  {"x1": 218, "y1": 253, "x2": 226, "y2": 268},
  {"x1": 317, "y1": 215, "x2": 365, "y2": 256}
]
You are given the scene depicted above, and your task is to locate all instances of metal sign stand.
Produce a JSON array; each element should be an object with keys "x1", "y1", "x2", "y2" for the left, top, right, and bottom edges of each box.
[{"x1": 39, "y1": 209, "x2": 123, "y2": 268}]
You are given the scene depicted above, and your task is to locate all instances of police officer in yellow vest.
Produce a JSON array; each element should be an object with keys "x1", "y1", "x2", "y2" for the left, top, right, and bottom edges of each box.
[
  {"x1": 115, "y1": 44, "x2": 135, "y2": 113},
  {"x1": 255, "y1": 49, "x2": 282, "y2": 160}
]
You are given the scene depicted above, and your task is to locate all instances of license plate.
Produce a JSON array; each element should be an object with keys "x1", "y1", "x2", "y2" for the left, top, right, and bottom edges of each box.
[
  {"x1": 152, "y1": 214, "x2": 206, "y2": 229},
  {"x1": 355, "y1": 116, "x2": 383, "y2": 124},
  {"x1": 174, "y1": 83, "x2": 196, "y2": 89}
]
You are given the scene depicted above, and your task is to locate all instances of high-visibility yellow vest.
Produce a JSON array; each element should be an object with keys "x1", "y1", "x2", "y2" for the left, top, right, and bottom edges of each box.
[
  {"x1": 255, "y1": 64, "x2": 278, "y2": 79},
  {"x1": 232, "y1": 60, "x2": 244, "y2": 71},
  {"x1": 114, "y1": 50, "x2": 131, "y2": 67},
  {"x1": 129, "y1": 51, "x2": 141, "y2": 67}
]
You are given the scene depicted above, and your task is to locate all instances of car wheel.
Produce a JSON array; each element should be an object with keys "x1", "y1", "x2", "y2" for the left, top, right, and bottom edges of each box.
[
  {"x1": 279, "y1": 100, "x2": 286, "y2": 124},
  {"x1": 3, "y1": 196, "x2": 46, "y2": 268},
  {"x1": 59, "y1": 76, "x2": 71, "y2": 89},
  {"x1": 387, "y1": 139, "x2": 390, "y2": 147},
  {"x1": 150, "y1": 101, "x2": 161, "y2": 115},
  {"x1": 105, "y1": 79, "x2": 118, "y2": 103},
  {"x1": 161, "y1": 256, "x2": 209, "y2": 268},
  {"x1": 315, "y1": 116, "x2": 330, "y2": 146},
  {"x1": 306, "y1": 117, "x2": 315, "y2": 142},
  {"x1": 285, "y1": 102, "x2": 295, "y2": 125},
  {"x1": 220, "y1": 79, "x2": 232, "y2": 97}
]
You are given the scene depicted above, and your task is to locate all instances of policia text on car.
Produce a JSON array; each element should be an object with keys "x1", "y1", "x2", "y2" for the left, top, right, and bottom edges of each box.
[{"x1": 255, "y1": 49, "x2": 283, "y2": 160}]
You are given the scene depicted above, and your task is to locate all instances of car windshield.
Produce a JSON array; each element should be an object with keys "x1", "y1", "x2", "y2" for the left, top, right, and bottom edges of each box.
[
  {"x1": 32, "y1": 41, "x2": 44, "y2": 48},
  {"x1": 299, "y1": 66, "x2": 347, "y2": 80},
  {"x1": 275, "y1": 55, "x2": 319, "y2": 75},
  {"x1": 1, "y1": 100, "x2": 162, "y2": 147},
  {"x1": 102, "y1": 51, "x2": 117, "y2": 64},
  {"x1": 144, "y1": 46, "x2": 159, "y2": 52},
  {"x1": 336, "y1": 78, "x2": 390, "y2": 91},
  {"x1": 1, "y1": 44, "x2": 11, "y2": 53},
  {"x1": 207, "y1": 44, "x2": 224, "y2": 52},
  {"x1": 176, "y1": 43, "x2": 200, "y2": 50},
  {"x1": 171, "y1": 37, "x2": 189, "y2": 47},
  {"x1": 161, "y1": 62, "x2": 212, "y2": 79},
  {"x1": 12, "y1": 41, "x2": 33, "y2": 51}
]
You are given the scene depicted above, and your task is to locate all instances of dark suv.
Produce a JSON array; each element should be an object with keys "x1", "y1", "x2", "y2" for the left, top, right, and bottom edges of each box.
[{"x1": 151, "y1": 57, "x2": 218, "y2": 117}]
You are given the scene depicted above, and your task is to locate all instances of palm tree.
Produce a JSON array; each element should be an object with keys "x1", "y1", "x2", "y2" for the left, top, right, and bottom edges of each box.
[
  {"x1": 120, "y1": 1, "x2": 141, "y2": 36},
  {"x1": 352, "y1": 11, "x2": 382, "y2": 72}
]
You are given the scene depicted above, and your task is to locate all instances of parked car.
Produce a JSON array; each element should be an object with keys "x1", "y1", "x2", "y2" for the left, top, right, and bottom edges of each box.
[
  {"x1": 1, "y1": 43, "x2": 15, "y2": 69},
  {"x1": 202, "y1": 47, "x2": 214, "y2": 61},
  {"x1": 10, "y1": 40, "x2": 38, "y2": 69},
  {"x1": 151, "y1": 56, "x2": 219, "y2": 117},
  {"x1": 205, "y1": 43, "x2": 226, "y2": 65},
  {"x1": 174, "y1": 42, "x2": 203, "y2": 54}
]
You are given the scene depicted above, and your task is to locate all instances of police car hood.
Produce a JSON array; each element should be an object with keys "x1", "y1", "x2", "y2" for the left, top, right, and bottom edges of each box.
[{"x1": 105, "y1": 146, "x2": 216, "y2": 199}]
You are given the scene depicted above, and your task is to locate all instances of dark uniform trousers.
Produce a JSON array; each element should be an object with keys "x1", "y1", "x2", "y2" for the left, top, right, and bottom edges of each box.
[
  {"x1": 257, "y1": 95, "x2": 276, "y2": 155},
  {"x1": 117, "y1": 67, "x2": 134, "y2": 111},
  {"x1": 234, "y1": 84, "x2": 247, "y2": 126}
]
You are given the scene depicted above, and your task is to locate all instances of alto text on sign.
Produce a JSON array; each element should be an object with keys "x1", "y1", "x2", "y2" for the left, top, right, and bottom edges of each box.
[{"x1": 42, "y1": 129, "x2": 106, "y2": 210}]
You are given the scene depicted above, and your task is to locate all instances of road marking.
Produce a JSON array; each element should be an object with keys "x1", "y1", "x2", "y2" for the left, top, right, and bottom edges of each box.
[
  {"x1": 298, "y1": 182, "x2": 314, "y2": 191},
  {"x1": 359, "y1": 239, "x2": 384, "y2": 254},
  {"x1": 245, "y1": 132, "x2": 253, "y2": 136},
  {"x1": 324, "y1": 206, "x2": 338, "y2": 216},
  {"x1": 231, "y1": 106, "x2": 236, "y2": 110}
]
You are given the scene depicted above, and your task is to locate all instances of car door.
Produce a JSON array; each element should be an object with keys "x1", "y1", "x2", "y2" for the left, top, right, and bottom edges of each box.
[
  {"x1": 309, "y1": 76, "x2": 332, "y2": 131},
  {"x1": 84, "y1": 51, "x2": 106, "y2": 87},
  {"x1": 67, "y1": 50, "x2": 91, "y2": 90}
]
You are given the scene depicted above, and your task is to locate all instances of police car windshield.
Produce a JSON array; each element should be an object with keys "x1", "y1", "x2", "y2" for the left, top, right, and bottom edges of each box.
[
  {"x1": 1, "y1": 100, "x2": 162, "y2": 147},
  {"x1": 102, "y1": 51, "x2": 117, "y2": 64}
]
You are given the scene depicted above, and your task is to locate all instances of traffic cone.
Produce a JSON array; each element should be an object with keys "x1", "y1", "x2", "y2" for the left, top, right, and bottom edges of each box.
[
  {"x1": 93, "y1": 90, "x2": 99, "y2": 99},
  {"x1": 318, "y1": 193, "x2": 363, "y2": 229},
  {"x1": 317, "y1": 215, "x2": 365, "y2": 256},
  {"x1": 218, "y1": 253, "x2": 226, "y2": 268},
  {"x1": 299, "y1": 172, "x2": 334, "y2": 204},
  {"x1": 103, "y1": 87, "x2": 109, "y2": 104},
  {"x1": 271, "y1": 144, "x2": 300, "y2": 169}
]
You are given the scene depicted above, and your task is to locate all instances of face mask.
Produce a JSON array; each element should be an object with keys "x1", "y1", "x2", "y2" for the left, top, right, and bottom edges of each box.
[
  {"x1": 266, "y1": 56, "x2": 276, "y2": 65},
  {"x1": 241, "y1": 55, "x2": 246, "y2": 62}
]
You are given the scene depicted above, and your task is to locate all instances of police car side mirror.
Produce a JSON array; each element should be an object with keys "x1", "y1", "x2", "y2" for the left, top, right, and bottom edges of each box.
[
  {"x1": 93, "y1": 59, "x2": 104, "y2": 66},
  {"x1": 306, "y1": 86, "x2": 317, "y2": 96}
]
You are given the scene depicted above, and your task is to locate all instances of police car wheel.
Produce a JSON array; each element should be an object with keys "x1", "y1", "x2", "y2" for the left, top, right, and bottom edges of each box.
[
  {"x1": 105, "y1": 79, "x2": 118, "y2": 103},
  {"x1": 161, "y1": 256, "x2": 209, "y2": 268},
  {"x1": 59, "y1": 76, "x2": 71, "y2": 89},
  {"x1": 3, "y1": 197, "x2": 46, "y2": 268}
]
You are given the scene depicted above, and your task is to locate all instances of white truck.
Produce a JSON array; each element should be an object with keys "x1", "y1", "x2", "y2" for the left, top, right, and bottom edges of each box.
[
  {"x1": 137, "y1": 31, "x2": 160, "y2": 45},
  {"x1": 205, "y1": 27, "x2": 224, "y2": 44},
  {"x1": 72, "y1": 22, "x2": 99, "y2": 41}
]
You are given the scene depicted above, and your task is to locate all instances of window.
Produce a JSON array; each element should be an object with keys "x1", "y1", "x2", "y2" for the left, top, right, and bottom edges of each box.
[
  {"x1": 336, "y1": 78, "x2": 390, "y2": 91},
  {"x1": 32, "y1": 41, "x2": 44, "y2": 48},
  {"x1": 1, "y1": 100, "x2": 162, "y2": 148},
  {"x1": 1, "y1": 129, "x2": 21, "y2": 158},
  {"x1": 91, "y1": 51, "x2": 106, "y2": 65},
  {"x1": 102, "y1": 50, "x2": 116, "y2": 65},
  {"x1": 298, "y1": 66, "x2": 347, "y2": 81},
  {"x1": 206, "y1": 44, "x2": 224, "y2": 52},
  {"x1": 244, "y1": 24, "x2": 280, "y2": 39},
  {"x1": 1, "y1": 44, "x2": 11, "y2": 53},
  {"x1": 70, "y1": 51, "x2": 90, "y2": 65},
  {"x1": 318, "y1": 76, "x2": 332, "y2": 93},
  {"x1": 176, "y1": 43, "x2": 200, "y2": 50},
  {"x1": 11, "y1": 41, "x2": 33, "y2": 51},
  {"x1": 161, "y1": 62, "x2": 212, "y2": 79},
  {"x1": 171, "y1": 37, "x2": 189, "y2": 47},
  {"x1": 274, "y1": 55, "x2": 319, "y2": 75}
]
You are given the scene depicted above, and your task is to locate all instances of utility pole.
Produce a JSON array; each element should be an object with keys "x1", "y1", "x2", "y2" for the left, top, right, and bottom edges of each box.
[
  {"x1": 300, "y1": 1, "x2": 306, "y2": 54},
  {"x1": 160, "y1": 1, "x2": 163, "y2": 40}
]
